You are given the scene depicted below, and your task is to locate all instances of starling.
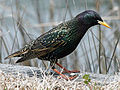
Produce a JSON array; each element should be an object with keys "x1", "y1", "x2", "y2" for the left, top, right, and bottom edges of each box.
[{"x1": 5, "y1": 10, "x2": 111, "y2": 80}]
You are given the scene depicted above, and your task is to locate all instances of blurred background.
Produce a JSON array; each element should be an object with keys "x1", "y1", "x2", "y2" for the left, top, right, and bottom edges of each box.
[{"x1": 0, "y1": 0, "x2": 120, "y2": 74}]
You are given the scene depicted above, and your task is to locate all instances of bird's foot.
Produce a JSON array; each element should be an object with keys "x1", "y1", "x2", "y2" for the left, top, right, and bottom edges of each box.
[
  {"x1": 56, "y1": 62, "x2": 80, "y2": 74},
  {"x1": 62, "y1": 70, "x2": 80, "y2": 74},
  {"x1": 52, "y1": 68, "x2": 78, "y2": 80},
  {"x1": 58, "y1": 74, "x2": 78, "y2": 80}
]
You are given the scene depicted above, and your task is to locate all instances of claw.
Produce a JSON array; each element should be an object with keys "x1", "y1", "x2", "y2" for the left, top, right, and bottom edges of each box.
[
  {"x1": 58, "y1": 75, "x2": 78, "y2": 80},
  {"x1": 68, "y1": 75, "x2": 78, "y2": 80}
]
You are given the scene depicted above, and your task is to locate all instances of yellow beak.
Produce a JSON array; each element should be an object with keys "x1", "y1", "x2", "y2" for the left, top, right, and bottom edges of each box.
[{"x1": 98, "y1": 20, "x2": 111, "y2": 29}]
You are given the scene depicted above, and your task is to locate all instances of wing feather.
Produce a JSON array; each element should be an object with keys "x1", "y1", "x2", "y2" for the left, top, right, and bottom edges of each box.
[{"x1": 5, "y1": 24, "x2": 68, "y2": 59}]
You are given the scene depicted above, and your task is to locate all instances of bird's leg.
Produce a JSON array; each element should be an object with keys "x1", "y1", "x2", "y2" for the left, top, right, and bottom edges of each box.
[
  {"x1": 50, "y1": 60, "x2": 77, "y2": 80},
  {"x1": 56, "y1": 62, "x2": 80, "y2": 73},
  {"x1": 51, "y1": 66, "x2": 77, "y2": 80}
]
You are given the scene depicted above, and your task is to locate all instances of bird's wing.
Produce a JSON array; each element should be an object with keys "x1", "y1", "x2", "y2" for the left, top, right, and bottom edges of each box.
[
  {"x1": 5, "y1": 24, "x2": 69, "y2": 59},
  {"x1": 30, "y1": 28, "x2": 68, "y2": 53}
]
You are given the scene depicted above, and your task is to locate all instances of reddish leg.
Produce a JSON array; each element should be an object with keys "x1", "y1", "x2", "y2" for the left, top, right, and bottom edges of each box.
[
  {"x1": 52, "y1": 68, "x2": 78, "y2": 80},
  {"x1": 56, "y1": 62, "x2": 80, "y2": 73}
]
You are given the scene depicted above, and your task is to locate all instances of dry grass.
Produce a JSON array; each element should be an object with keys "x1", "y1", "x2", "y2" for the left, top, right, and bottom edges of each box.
[{"x1": 0, "y1": 69, "x2": 120, "y2": 90}]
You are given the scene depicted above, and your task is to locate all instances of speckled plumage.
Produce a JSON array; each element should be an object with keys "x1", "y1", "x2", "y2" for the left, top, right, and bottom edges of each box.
[{"x1": 5, "y1": 10, "x2": 103, "y2": 65}]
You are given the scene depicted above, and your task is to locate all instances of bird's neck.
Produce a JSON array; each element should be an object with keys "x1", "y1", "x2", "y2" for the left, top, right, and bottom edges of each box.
[
  {"x1": 64, "y1": 19, "x2": 90, "y2": 46},
  {"x1": 69, "y1": 18, "x2": 90, "y2": 37}
]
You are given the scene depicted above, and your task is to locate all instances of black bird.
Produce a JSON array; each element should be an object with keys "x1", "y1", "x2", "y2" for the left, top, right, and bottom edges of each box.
[{"x1": 5, "y1": 10, "x2": 111, "y2": 80}]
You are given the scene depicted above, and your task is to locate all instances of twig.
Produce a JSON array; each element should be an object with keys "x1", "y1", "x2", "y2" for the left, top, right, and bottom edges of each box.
[{"x1": 107, "y1": 38, "x2": 119, "y2": 73}]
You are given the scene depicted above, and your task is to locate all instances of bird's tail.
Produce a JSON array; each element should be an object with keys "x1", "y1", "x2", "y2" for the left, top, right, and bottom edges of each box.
[
  {"x1": 15, "y1": 56, "x2": 29, "y2": 63},
  {"x1": 16, "y1": 51, "x2": 36, "y2": 63},
  {"x1": 4, "y1": 50, "x2": 28, "y2": 60}
]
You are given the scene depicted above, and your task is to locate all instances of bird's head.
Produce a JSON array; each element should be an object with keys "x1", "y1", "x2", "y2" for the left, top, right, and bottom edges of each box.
[{"x1": 76, "y1": 10, "x2": 111, "y2": 29}]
